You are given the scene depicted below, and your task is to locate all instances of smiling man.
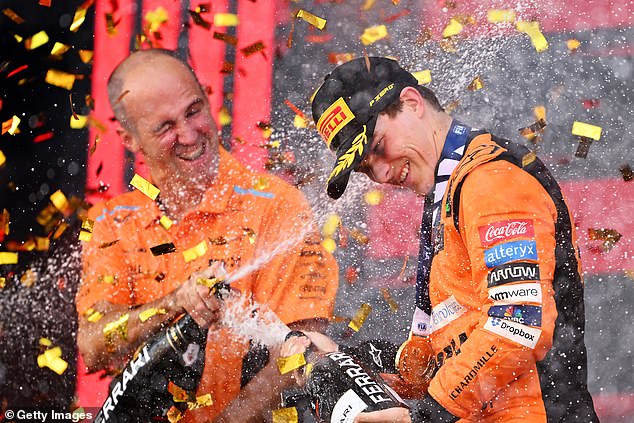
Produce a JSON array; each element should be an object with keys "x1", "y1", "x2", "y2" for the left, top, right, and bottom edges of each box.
[
  {"x1": 311, "y1": 57, "x2": 598, "y2": 422},
  {"x1": 76, "y1": 49, "x2": 338, "y2": 421}
]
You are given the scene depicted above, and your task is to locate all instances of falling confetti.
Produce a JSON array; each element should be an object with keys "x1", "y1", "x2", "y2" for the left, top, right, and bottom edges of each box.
[
  {"x1": 296, "y1": 9, "x2": 326, "y2": 30},
  {"x1": 360, "y1": 25, "x2": 388, "y2": 45}
]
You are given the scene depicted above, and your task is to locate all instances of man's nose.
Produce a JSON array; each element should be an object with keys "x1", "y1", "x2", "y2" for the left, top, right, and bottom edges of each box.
[
  {"x1": 365, "y1": 157, "x2": 391, "y2": 184},
  {"x1": 176, "y1": 121, "x2": 199, "y2": 145}
]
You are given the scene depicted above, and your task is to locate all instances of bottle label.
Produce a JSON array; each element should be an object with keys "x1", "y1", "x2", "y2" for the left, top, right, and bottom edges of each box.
[
  {"x1": 182, "y1": 343, "x2": 200, "y2": 367},
  {"x1": 330, "y1": 389, "x2": 368, "y2": 423}
]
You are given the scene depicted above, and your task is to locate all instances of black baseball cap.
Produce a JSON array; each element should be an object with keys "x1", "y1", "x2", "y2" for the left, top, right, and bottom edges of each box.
[{"x1": 312, "y1": 57, "x2": 419, "y2": 199}]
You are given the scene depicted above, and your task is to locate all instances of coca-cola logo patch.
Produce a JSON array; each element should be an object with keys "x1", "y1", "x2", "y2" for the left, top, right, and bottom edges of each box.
[{"x1": 478, "y1": 219, "x2": 534, "y2": 247}]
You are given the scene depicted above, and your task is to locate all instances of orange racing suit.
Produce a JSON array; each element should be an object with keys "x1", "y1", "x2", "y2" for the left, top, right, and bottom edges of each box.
[
  {"x1": 77, "y1": 147, "x2": 338, "y2": 421},
  {"x1": 412, "y1": 132, "x2": 598, "y2": 422}
]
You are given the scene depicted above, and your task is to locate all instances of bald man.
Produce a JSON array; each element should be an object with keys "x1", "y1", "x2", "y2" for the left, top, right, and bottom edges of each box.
[{"x1": 76, "y1": 49, "x2": 338, "y2": 421}]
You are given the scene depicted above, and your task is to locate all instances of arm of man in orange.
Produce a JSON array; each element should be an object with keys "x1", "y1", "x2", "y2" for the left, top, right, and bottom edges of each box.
[
  {"x1": 76, "y1": 205, "x2": 222, "y2": 372},
  {"x1": 419, "y1": 160, "x2": 559, "y2": 420},
  {"x1": 214, "y1": 184, "x2": 339, "y2": 422}
]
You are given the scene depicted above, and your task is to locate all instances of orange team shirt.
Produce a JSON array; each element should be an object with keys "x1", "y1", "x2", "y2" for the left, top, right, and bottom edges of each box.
[{"x1": 77, "y1": 147, "x2": 338, "y2": 421}]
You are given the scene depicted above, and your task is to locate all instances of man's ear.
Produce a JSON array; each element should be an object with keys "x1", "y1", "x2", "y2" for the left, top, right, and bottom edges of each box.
[
  {"x1": 117, "y1": 126, "x2": 139, "y2": 153},
  {"x1": 400, "y1": 86, "x2": 425, "y2": 117}
]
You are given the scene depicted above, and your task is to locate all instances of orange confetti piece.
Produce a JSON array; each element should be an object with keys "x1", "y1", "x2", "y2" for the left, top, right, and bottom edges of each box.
[
  {"x1": 467, "y1": 75, "x2": 484, "y2": 91},
  {"x1": 2, "y1": 8, "x2": 24, "y2": 24},
  {"x1": 213, "y1": 31, "x2": 237, "y2": 46},
  {"x1": 241, "y1": 41, "x2": 266, "y2": 57}
]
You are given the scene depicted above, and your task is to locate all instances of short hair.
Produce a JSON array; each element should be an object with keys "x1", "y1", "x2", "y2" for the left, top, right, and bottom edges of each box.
[
  {"x1": 107, "y1": 49, "x2": 205, "y2": 132},
  {"x1": 381, "y1": 85, "x2": 444, "y2": 118}
]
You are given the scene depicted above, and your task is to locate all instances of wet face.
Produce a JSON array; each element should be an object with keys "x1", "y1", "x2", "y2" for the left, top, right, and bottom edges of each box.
[
  {"x1": 119, "y1": 58, "x2": 219, "y2": 189},
  {"x1": 356, "y1": 94, "x2": 439, "y2": 195}
]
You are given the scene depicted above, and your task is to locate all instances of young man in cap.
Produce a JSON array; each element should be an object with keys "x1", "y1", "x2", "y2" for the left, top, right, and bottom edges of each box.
[{"x1": 311, "y1": 57, "x2": 598, "y2": 422}]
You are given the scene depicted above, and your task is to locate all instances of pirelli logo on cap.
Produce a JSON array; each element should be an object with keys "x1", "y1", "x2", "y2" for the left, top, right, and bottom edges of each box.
[{"x1": 317, "y1": 97, "x2": 355, "y2": 147}]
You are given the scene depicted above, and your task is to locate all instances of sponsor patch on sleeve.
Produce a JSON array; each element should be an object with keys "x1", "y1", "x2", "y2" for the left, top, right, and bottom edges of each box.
[
  {"x1": 487, "y1": 262, "x2": 541, "y2": 287},
  {"x1": 489, "y1": 282, "x2": 542, "y2": 304},
  {"x1": 484, "y1": 240, "x2": 537, "y2": 268},
  {"x1": 488, "y1": 304, "x2": 542, "y2": 327},
  {"x1": 478, "y1": 219, "x2": 535, "y2": 247},
  {"x1": 484, "y1": 317, "x2": 542, "y2": 349}
]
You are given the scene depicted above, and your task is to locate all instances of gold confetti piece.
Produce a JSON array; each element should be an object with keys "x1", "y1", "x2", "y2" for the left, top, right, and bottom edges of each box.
[
  {"x1": 86, "y1": 309, "x2": 104, "y2": 323},
  {"x1": 253, "y1": 176, "x2": 270, "y2": 191},
  {"x1": 293, "y1": 115, "x2": 308, "y2": 128},
  {"x1": 2, "y1": 115, "x2": 21, "y2": 135},
  {"x1": 361, "y1": 0, "x2": 376, "y2": 10},
  {"x1": 364, "y1": 190, "x2": 384, "y2": 206},
  {"x1": 89, "y1": 134, "x2": 100, "y2": 156},
  {"x1": 322, "y1": 214, "x2": 341, "y2": 238},
  {"x1": 516, "y1": 20, "x2": 548, "y2": 52},
  {"x1": 218, "y1": 106, "x2": 232, "y2": 126},
  {"x1": 619, "y1": 165, "x2": 633, "y2": 182},
  {"x1": 103, "y1": 313, "x2": 129, "y2": 342},
  {"x1": 242, "y1": 41, "x2": 266, "y2": 57},
  {"x1": 27, "y1": 31, "x2": 50, "y2": 50},
  {"x1": 139, "y1": 308, "x2": 167, "y2": 322},
  {"x1": 78, "y1": 231, "x2": 92, "y2": 242},
  {"x1": 412, "y1": 70, "x2": 432, "y2": 85},
  {"x1": 349, "y1": 229, "x2": 369, "y2": 245},
  {"x1": 145, "y1": 6, "x2": 168, "y2": 33},
  {"x1": 52, "y1": 222, "x2": 68, "y2": 239},
  {"x1": 360, "y1": 25, "x2": 388, "y2": 45},
  {"x1": 381, "y1": 288, "x2": 399, "y2": 312},
  {"x1": 39, "y1": 338, "x2": 53, "y2": 347},
  {"x1": 169, "y1": 381, "x2": 195, "y2": 402},
  {"x1": 70, "y1": 115, "x2": 88, "y2": 129},
  {"x1": 50, "y1": 42, "x2": 71, "y2": 56},
  {"x1": 1, "y1": 209, "x2": 9, "y2": 235},
  {"x1": 0, "y1": 150, "x2": 5, "y2": 166},
  {"x1": 2, "y1": 8, "x2": 24, "y2": 23},
  {"x1": 522, "y1": 152, "x2": 537, "y2": 167},
  {"x1": 272, "y1": 407, "x2": 299, "y2": 423},
  {"x1": 70, "y1": 1, "x2": 91, "y2": 32},
  {"x1": 0, "y1": 252, "x2": 19, "y2": 265},
  {"x1": 37, "y1": 347, "x2": 68, "y2": 375},
  {"x1": 20, "y1": 269, "x2": 38, "y2": 287},
  {"x1": 78, "y1": 50, "x2": 93, "y2": 63},
  {"x1": 189, "y1": 10, "x2": 212, "y2": 29},
  {"x1": 214, "y1": 13, "x2": 239, "y2": 27},
  {"x1": 467, "y1": 75, "x2": 484, "y2": 91},
  {"x1": 567, "y1": 39, "x2": 581, "y2": 52},
  {"x1": 81, "y1": 217, "x2": 94, "y2": 231},
  {"x1": 588, "y1": 228, "x2": 622, "y2": 252},
  {"x1": 130, "y1": 174, "x2": 160, "y2": 200},
  {"x1": 45, "y1": 69, "x2": 76, "y2": 90},
  {"x1": 296, "y1": 9, "x2": 326, "y2": 30},
  {"x1": 213, "y1": 31, "x2": 237, "y2": 46},
  {"x1": 159, "y1": 215, "x2": 173, "y2": 230},
  {"x1": 243, "y1": 227, "x2": 256, "y2": 245},
  {"x1": 196, "y1": 277, "x2": 223, "y2": 291},
  {"x1": 151, "y1": 242, "x2": 176, "y2": 256},
  {"x1": 625, "y1": 270, "x2": 634, "y2": 280},
  {"x1": 0, "y1": 277, "x2": 5, "y2": 288},
  {"x1": 572, "y1": 121, "x2": 602, "y2": 141},
  {"x1": 35, "y1": 236, "x2": 50, "y2": 251},
  {"x1": 276, "y1": 352, "x2": 306, "y2": 374},
  {"x1": 99, "y1": 274, "x2": 115, "y2": 284},
  {"x1": 519, "y1": 115, "x2": 546, "y2": 144},
  {"x1": 183, "y1": 240, "x2": 208, "y2": 263},
  {"x1": 534, "y1": 105, "x2": 546, "y2": 121},
  {"x1": 487, "y1": 9, "x2": 516, "y2": 23},
  {"x1": 322, "y1": 238, "x2": 336, "y2": 253},
  {"x1": 187, "y1": 393, "x2": 213, "y2": 410},
  {"x1": 50, "y1": 190, "x2": 68, "y2": 210},
  {"x1": 442, "y1": 18, "x2": 463, "y2": 38},
  {"x1": 167, "y1": 406, "x2": 183, "y2": 423},
  {"x1": 349, "y1": 303, "x2": 372, "y2": 332}
]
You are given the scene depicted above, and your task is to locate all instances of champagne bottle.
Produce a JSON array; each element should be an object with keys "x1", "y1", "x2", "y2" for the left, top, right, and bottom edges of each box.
[
  {"x1": 281, "y1": 334, "x2": 407, "y2": 423},
  {"x1": 94, "y1": 313, "x2": 208, "y2": 423}
]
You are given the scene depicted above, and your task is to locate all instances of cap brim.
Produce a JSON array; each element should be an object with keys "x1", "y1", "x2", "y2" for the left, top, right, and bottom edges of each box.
[{"x1": 326, "y1": 116, "x2": 377, "y2": 199}]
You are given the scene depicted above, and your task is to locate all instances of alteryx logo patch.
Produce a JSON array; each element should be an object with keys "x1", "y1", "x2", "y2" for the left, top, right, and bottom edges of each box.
[
  {"x1": 484, "y1": 240, "x2": 537, "y2": 268},
  {"x1": 488, "y1": 304, "x2": 542, "y2": 327}
]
